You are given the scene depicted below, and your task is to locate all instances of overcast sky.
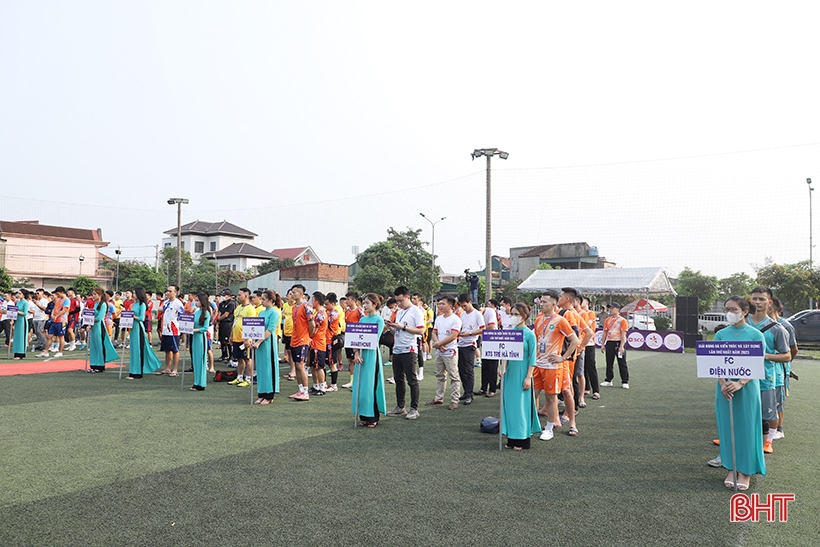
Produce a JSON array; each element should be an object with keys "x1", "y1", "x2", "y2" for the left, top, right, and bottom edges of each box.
[{"x1": 2, "y1": 1, "x2": 819, "y2": 280}]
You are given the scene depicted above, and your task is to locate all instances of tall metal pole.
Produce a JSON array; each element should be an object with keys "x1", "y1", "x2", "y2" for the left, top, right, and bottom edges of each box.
[
  {"x1": 485, "y1": 154, "x2": 492, "y2": 305},
  {"x1": 420, "y1": 213, "x2": 445, "y2": 305},
  {"x1": 115, "y1": 247, "x2": 121, "y2": 292},
  {"x1": 176, "y1": 202, "x2": 182, "y2": 289},
  {"x1": 809, "y1": 178, "x2": 814, "y2": 309}
]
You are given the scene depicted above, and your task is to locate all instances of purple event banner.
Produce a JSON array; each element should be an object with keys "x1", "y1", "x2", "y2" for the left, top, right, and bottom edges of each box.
[
  {"x1": 482, "y1": 330, "x2": 524, "y2": 344},
  {"x1": 594, "y1": 329, "x2": 684, "y2": 353}
]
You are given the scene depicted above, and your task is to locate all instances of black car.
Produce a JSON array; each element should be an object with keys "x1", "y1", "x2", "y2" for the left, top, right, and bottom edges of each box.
[{"x1": 787, "y1": 310, "x2": 820, "y2": 342}]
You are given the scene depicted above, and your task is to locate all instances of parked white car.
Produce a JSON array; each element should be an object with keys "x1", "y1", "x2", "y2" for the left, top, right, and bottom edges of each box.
[
  {"x1": 626, "y1": 313, "x2": 656, "y2": 330},
  {"x1": 699, "y1": 312, "x2": 729, "y2": 333}
]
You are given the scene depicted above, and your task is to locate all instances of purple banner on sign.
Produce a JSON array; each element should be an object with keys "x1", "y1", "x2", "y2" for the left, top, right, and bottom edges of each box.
[
  {"x1": 347, "y1": 323, "x2": 379, "y2": 335},
  {"x1": 596, "y1": 329, "x2": 684, "y2": 353},
  {"x1": 696, "y1": 341, "x2": 764, "y2": 357},
  {"x1": 244, "y1": 318, "x2": 265, "y2": 328},
  {"x1": 482, "y1": 329, "x2": 523, "y2": 343}
]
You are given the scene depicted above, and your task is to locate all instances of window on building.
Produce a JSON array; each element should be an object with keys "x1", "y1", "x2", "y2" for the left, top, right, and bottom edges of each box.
[
  {"x1": 210, "y1": 241, "x2": 216, "y2": 252},
  {"x1": 232, "y1": 264, "x2": 237, "y2": 271},
  {"x1": 180, "y1": 241, "x2": 185, "y2": 250},
  {"x1": 195, "y1": 241, "x2": 204, "y2": 253},
  {"x1": 164, "y1": 243, "x2": 171, "y2": 248},
  {"x1": 303, "y1": 253, "x2": 310, "y2": 262}
]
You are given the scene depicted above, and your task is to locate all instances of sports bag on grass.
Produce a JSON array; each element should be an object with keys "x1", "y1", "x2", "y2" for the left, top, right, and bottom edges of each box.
[
  {"x1": 213, "y1": 370, "x2": 237, "y2": 382},
  {"x1": 480, "y1": 416, "x2": 499, "y2": 434}
]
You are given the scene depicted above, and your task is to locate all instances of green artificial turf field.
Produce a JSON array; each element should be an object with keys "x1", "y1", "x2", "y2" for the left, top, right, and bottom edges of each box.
[{"x1": 1, "y1": 350, "x2": 817, "y2": 546}]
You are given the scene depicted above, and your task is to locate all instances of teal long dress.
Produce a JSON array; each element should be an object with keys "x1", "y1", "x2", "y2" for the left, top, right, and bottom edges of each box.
[
  {"x1": 351, "y1": 314, "x2": 387, "y2": 423},
  {"x1": 89, "y1": 302, "x2": 119, "y2": 371},
  {"x1": 191, "y1": 309, "x2": 210, "y2": 389},
  {"x1": 129, "y1": 302, "x2": 162, "y2": 377},
  {"x1": 255, "y1": 307, "x2": 281, "y2": 400},
  {"x1": 714, "y1": 324, "x2": 766, "y2": 477},
  {"x1": 13, "y1": 299, "x2": 30, "y2": 357},
  {"x1": 501, "y1": 326, "x2": 542, "y2": 445}
]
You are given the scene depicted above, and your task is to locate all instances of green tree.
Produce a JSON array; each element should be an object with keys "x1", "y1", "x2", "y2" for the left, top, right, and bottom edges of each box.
[
  {"x1": 257, "y1": 257, "x2": 296, "y2": 276},
  {"x1": 353, "y1": 228, "x2": 439, "y2": 298},
  {"x1": 71, "y1": 276, "x2": 98, "y2": 295},
  {"x1": 0, "y1": 267, "x2": 14, "y2": 294},
  {"x1": 160, "y1": 247, "x2": 194, "y2": 288},
  {"x1": 754, "y1": 261, "x2": 817, "y2": 313},
  {"x1": 718, "y1": 272, "x2": 755, "y2": 299},
  {"x1": 675, "y1": 267, "x2": 719, "y2": 313},
  {"x1": 101, "y1": 258, "x2": 167, "y2": 294}
]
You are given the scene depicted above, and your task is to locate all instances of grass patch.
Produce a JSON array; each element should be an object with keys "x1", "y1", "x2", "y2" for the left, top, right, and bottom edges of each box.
[{"x1": 0, "y1": 351, "x2": 817, "y2": 546}]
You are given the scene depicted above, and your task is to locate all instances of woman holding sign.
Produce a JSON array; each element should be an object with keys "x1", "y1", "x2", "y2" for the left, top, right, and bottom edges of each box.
[
  {"x1": 253, "y1": 290, "x2": 281, "y2": 404},
  {"x1": 12, "y1": 289, "x2": 30, "y2": 359},
  {"x1": 352, "y1": 293, "x2": 387, "y2": 428},
  {"x1": 88, "y1": 288, "x2": 119, "y2": 372},
  {"x1": 500, "y1": 302, "x2": 541, "y2": 450},
  {"x1": 190, "y1": 291, "x2": 211, "y2": 391},
  {"x1": 714, "y1": 296, "x2": 766, "y2": 490},
  {"x1": 127, "y1": 287, "x2": 162, "y2": 379}
]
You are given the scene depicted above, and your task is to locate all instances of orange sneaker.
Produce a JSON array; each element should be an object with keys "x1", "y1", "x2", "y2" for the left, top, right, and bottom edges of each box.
[
  {"x1": 713, "y1": 439, "x2": 720, "y2": 446},
  {"x1": 763, "y1": 441, "x2": 773, "y2": 454}
]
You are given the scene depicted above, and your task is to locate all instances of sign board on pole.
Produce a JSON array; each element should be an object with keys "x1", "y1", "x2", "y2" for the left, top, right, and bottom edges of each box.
[
  {"x1": 696, "y1": 341, "x2": 765, "y2": 379},
  {"x1": 119, "y1": 311, "x2": 134, "y2": 330},
  {"x1": 178, "y1": 314, "x2": 194, "y2": 335},
  {"x1": 81, "y1": 309, "x2": 96, "y2": 327},
  {"x1": 344, "y1": 322, "x2": 379, "y2": 350},
  {"x1": 481, "y1": 329, "x2": 524, "y2": 360},
  {"x1": 242, "y1": 317, "x2": 266, "y2": 340},
  {"x1": 5, "y1": 305, "x2": 18, "y2": 322}
]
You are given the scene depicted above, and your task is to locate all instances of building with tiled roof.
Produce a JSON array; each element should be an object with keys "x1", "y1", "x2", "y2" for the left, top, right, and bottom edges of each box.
[
  {"x1": 208, "y1": 243, "x2": 275, "y2": 272},
  {"x1": 270, "y1": 246, "x2": 320, "y2": 266},
  {"x1": 510, "y1": 242, "x2": 615, "y2": 280},
  {"x1": 0, "y1": 220, "x2": 112, "y2": 289},
  {"x1": 162, "y1": 220, "x2": 257, "y2": 261}
]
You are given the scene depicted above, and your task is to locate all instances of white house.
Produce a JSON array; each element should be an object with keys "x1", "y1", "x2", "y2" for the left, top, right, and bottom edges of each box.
[
  {"x1": 209, "y1": 242, "x2": 275, "y2": 273},
  {"x1": 162, "y1": 220, "x2": 257, "y2": 261}
]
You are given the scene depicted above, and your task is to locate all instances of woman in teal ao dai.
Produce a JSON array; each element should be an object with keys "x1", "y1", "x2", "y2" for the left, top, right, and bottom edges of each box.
[
  {"x1": 12, "y1": 289, "x2": 30, "y2": 359},
  {"x1": 500, "y1": 302, "x2": 541, "y2": 450},
  {"x1": 189, "y1": 291, "x2": 211, "y2": 391},
  {"x1": 352, "y1": 293, "x2": 386, "y2": 428},
  {"x1": 128, "y1": 287, "x2": 162, "y2": 379},
  {"x1": 714, "y1": 296, "x2": 766, "y2": 490},
  {"x1": 88, "y1": 288, "x2": 119, "y2": 372},
  {"x1": 253, "y1": 290, "x2": 280, "y2": 404}
]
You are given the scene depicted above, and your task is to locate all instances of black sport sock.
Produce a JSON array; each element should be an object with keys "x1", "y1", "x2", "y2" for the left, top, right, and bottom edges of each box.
[{"x1": 331, "y1": 371, "x2": 338, "y2": 384}]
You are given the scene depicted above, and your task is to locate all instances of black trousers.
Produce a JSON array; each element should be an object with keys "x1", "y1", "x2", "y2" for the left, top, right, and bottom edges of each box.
[
  {"x1": 457, "y1": 346, "x2": 475, "y2": 397},
  {"x1": 392, "y1": 352, "x2": 419, "y2": 410},
  {"x1": 604, "y1": 341, "x2": 629, "y2": 383},
  {"x1": 218, "y1": 323, "x2": 232, "y2": 359},
  {"x1": 584, "y1": 345, "x2": 600, "y2": 393},
  {"x1": 479, "y1": 359, "x2": 499, "y2": 393}
]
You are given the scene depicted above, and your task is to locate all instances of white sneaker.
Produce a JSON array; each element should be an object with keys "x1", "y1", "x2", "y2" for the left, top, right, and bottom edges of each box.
[
  {"x1": 707, "y1": 455, "x2": 722, "y2": 468},
  {"x1": 53, "y1": 352, "x2": 63, "y2": 357},
  {"x1": 67, "y1": 343, "x2": 76, "y2": 351},
  {"x1": 539, "y1": 428, "x2": 554, "y2": 441},
  {"x1": 600, "y1": 381, "x2": 613, "y2": 387},
  {"x1": 341, "y1": 382, "x2": 353, "y2": 389},
  {"x1": 37, "y1": 351, "x2": 49, "y2": 357},
  {"x1": 622, "y1": 383, "x2": 629, "y2": 389},
  {"x1": 773, "y1": 430, "x2": 785, "y2": 440},
  {"x1": 417, "y1": 369, "x2": 424, "y2": 381},
  {"x1": 387, "y1": 377, "x2": 395, "y2": 384}
]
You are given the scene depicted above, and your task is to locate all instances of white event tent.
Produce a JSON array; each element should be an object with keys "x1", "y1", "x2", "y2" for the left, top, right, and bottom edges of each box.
[{"x1": 518, "y1": 267, "x2": 677, "y2": 297}]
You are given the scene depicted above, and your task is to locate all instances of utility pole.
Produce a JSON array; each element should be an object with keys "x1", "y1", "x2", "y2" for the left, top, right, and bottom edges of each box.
[{"x1": 471, "y1": 148, "x2": 509, "y2": 304}]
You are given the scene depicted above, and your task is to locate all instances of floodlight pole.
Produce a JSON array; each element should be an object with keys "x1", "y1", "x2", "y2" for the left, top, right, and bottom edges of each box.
[
  {"x1": 808, "y1": 178, "x2": 813, "y2": 309},
  {"x1": 472, "y1": 148, "x2": 509, "y2": 304},
  {"x1": 420, "y1": 213, "x2": 446, "y2": 303},
  {"x1": 168, "y1": 198, "x2": 189, "y2": 290}
]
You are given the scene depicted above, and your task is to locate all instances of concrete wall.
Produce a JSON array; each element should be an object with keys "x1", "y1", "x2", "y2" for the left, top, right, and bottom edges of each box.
[{"x1": 1, "y1": 236, "x2": 104, "y2": 283}]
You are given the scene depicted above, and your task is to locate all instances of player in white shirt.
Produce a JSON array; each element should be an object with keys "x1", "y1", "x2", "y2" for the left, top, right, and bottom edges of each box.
[
  {"x1": 385, "y1": 287, "x2": 425, "y2": 419},
  {"x1": 425, "y1": 296, "x2": 462, "y2": 410},
  {"x1": 476, "y1": 298, "x2": 500, "y2": 397},
  {"x1": 455, "y1": 293, "x2": 484, "y2": 405}
]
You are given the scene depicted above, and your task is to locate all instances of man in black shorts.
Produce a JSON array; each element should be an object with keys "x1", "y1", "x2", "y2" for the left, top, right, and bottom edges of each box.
[{"x1": 217, "y1": 289, "x2": 235, "y2": 363}]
